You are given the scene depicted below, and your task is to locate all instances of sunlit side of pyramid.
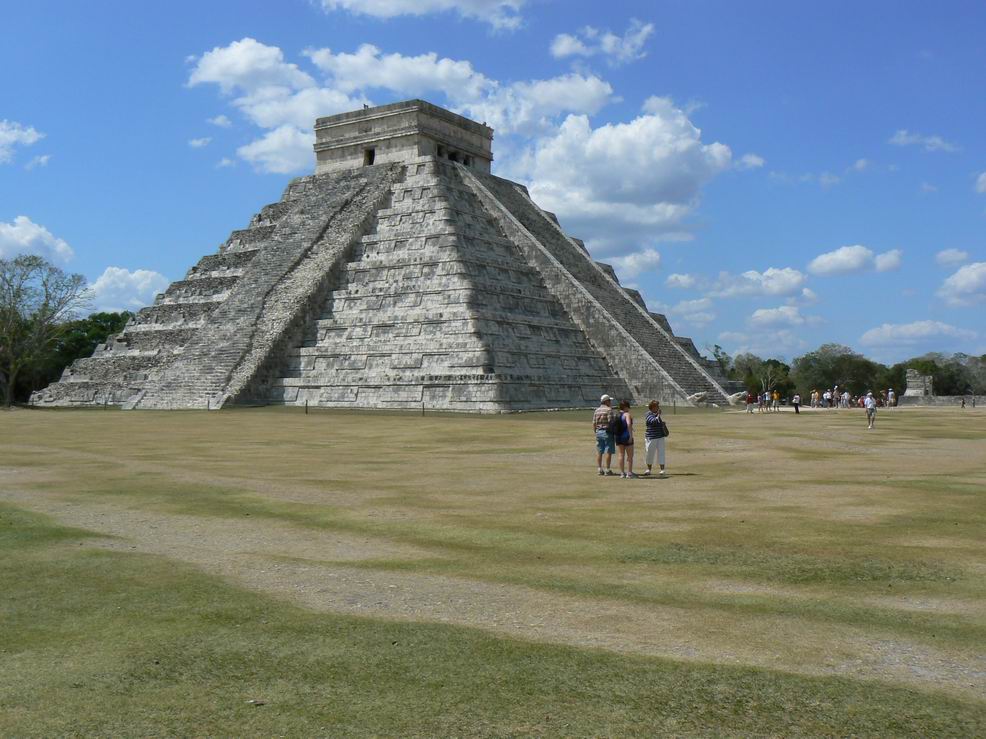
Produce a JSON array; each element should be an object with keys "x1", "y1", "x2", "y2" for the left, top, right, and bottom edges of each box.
[{"x1": 33, "y1": 100, "x2": 732, "y2": 411}]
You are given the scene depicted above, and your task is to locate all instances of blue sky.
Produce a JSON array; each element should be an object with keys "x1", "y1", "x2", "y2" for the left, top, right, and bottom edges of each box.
[{"x1": 2, "y1": 0, "x2": 984, "y2": 363}]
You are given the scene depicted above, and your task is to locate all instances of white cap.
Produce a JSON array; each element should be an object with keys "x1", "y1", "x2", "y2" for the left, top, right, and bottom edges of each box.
[{"x1": 600, "y1": 394, "x2": 612, "y2": 403}]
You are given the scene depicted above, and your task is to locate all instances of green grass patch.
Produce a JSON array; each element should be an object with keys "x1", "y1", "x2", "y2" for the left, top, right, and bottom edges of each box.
[{"x1": 3, "y1": 505, "x2": 984, "y2": 736}]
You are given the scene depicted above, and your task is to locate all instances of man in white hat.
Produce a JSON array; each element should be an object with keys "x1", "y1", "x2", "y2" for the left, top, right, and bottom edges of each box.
[
  {"x1": 864, "y1": 391, "x2": 877, "y2": 429},
  {"x1": 592, "y1": 394, "x2": 617, "y2": 475}
]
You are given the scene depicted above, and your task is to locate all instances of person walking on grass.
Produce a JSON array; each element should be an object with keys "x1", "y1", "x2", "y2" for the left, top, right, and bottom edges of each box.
[
  {"x1": 643, "y1": 400, "x2": 668, "y2": 476},
  {"x1": 593, "y1": 394, "x2": 616, "y2": 475},
  {"x1": 792, "y1": 391, "x2": 801, "y2": 414},
  {"x1": 864, "y1": 391, "x2": 877, "y2": 430},
  {"x1": 745, "y1": 391, "x2": 755, "y2": 413},
  {"x1": 615, "y1": 400, "x2": 637, "y2": 478}
]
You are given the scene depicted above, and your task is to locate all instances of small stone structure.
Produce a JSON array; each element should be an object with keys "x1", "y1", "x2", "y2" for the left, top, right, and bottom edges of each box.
[
  {"x1": 903, "y1": 368, "x2": 934, "y2": 397},
  {"x1": 897, "y1": 367, "x2": 983, "y2": 407},
  {"x1": 32, "y1": 100, "x2": 731, "y2": 411}
]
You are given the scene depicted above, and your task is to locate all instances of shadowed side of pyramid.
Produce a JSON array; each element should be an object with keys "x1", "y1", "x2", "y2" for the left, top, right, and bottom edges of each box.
[{"x1": 32, "y1": 99, "x2": 731, "y2": 411}]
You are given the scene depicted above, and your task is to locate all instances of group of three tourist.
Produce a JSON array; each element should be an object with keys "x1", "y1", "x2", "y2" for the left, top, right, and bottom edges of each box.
[{"x1": 592, "y1": 395, "x2": 668, "y2": 478}]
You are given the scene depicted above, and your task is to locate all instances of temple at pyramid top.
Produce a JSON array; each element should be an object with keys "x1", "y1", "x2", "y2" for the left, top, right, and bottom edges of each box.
[{"x1": 314, "y1": 99, "x2": 494, "y2": 174}]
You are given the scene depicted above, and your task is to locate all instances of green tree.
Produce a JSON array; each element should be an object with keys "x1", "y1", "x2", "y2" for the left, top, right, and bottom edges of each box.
[
  {"x1": 21, "y1": 311, "x2": 132, "y2": 397},
  {"x1": 791, "y1": 344, "x2": 883, "y2": 397},
  {"x1": 0, "y1": 255, "x2": 89, "y2": 407}
]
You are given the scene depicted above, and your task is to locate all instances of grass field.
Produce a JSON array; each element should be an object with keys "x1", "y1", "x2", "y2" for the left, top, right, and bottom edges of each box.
[{"x1": 1, "y1": 404, "x2": 985, "y2": 736}]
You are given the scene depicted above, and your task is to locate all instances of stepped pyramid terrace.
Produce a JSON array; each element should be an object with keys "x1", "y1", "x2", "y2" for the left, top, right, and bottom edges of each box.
[{"x1": 32, "y1": 100, "x2": 736, "y2": 412}]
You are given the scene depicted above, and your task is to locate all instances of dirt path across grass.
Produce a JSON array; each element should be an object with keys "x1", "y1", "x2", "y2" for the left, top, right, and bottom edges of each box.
[{"x1": 3, "y1": 468, "x2": 984, "y2": 703}]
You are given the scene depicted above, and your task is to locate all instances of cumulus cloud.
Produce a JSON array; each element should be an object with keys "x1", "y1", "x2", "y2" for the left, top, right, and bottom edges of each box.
[
  {"x1": 89, "y1": 267, "x2": 170, "y2": 313},
  {"x1": 521, "y1": 96, "x2": 731, "y2": 254},
  {"x1": 874, "y1": 248, "x2": 902, "y2": 272},
  {"x1": 976, "y1": 172, "x2": 986, "y2": 194},
  {"x1": 709, "y1": 267, "x2": 806, "y2": 298},
  {"x1": 317, "y1": 0, "x2": 525, "y2": 30},
  {"x1": 717, "y1": 329, "x2": 807, "y2": 358},
  {"x1": 188, "y1": 137, "x2": 212, "y2": 148},
  {"x1": 850, "y1": 158, "x2": 869, "y2": 172},
  {"x1": 669, "y1": 297, "x2": 715, "y2": 326},
  {"x1": 608, "y1": 248, "x2": 661, "y2": 279},
  {"x1": 217, "y1": 157, "x2": 236, "y2": 168},
  {"x1": 888, "y1": 129, "x2": 958, "y2": 152},
  {"x1": 188, "y1": 38, "x2": 617, "y2": 172},
  {"x1": 939, "y1": 262, "x2": 986, "y2": 307},
  {"x1": 0, "y1": 120, "x2": 45, "y2": 164},
  {"x1": 936, "y1": 248, "x2": 969, "y2": 266},
  {"x1": 748, "y1": 305, "x2": 807, "y2": 328},
  {"x1": 550, "y1": 19, "x2": 655, "y2": 65},
  {"x1": 236, "y1": 125, "x2": 313, "y2": 174},
  {"x1": 0, "y1": 216, "x2": 74, "y2": 262},
  {"x1": 666, "y1": 273, "x2": 696, "y2": 289},
  {"x1": 808, "y1": 245, "x2": 902, "y2": 276},
  {"x1": 208, "y1": 114, "x2": 232, "y2": 127},
  {"x1": 735, "y1": 153, "x2": 764, "y2": 170},
  {"x1": 860, "y1": 320, "x2": 976, "y2": 348}
]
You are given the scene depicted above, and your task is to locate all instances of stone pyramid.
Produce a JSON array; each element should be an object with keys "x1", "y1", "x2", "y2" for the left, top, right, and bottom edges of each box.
[{"x1": 33, "y1": 100, "x2": 732, "y2": 411}]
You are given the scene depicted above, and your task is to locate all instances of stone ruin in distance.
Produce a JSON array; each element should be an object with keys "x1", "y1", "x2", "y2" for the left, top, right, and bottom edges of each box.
[{"x1": 33, "y1": 100, "x2": 735, "y2": 412}]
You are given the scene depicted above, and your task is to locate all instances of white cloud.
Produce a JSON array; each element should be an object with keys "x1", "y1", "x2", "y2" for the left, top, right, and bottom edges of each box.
[
  {"x1": 819, "y1": 171, "x2": 840, "y2": 188},
  {"x1": 189, "y1": 38, "x2": 621, "y2": 172},
  {"x1": 709, "y1": 267, "x2": 806, "y2": 298},
  {"x1": 521, "y1": 96, "x2": 731, "y2": 254},
  {"x1": 608, "y1": 248, "x2": 661, "y2": 278},
  {"x1": 666, "y1": 273, "x2": 696, "y2": 289},
  {"x1": 217, "y1": 157, "x2": 236, "y2": 168},
  {"x1": 717, "y1": 329, "x2": 807, "y2": 358},
  {"x1": 874, "y1": 248, "x2": 902, "y2": 272},
  {"x1": 791, "y1": 287, "x2": 818, "y2": 305},
  {"x1": 860, "y1": 320, "x2": 976, "y2": 348},
  {"x1": 188, "y1": 137, "x2": 212, "y2": 148},
  {"x1": 936, "y1": 248, "x2": 969, "y2": 266},
  {"x1": 0, "y1": 216, "x2": 74, "y2": 262},
  {"x1": 208, "y1": 114, "x2": 232, "y2": 128},
  {"x1": 921, "y1": 182, "x2": 938, "y2": 193},
  {"x1": 850, "y1": 158, "x2": 869, "y2": 172},
  {"x1": 976, "y1": 172, "x2": 986, "y2": 194},
  {"x1": 749, "y1": 305, "x2": 807, "y2": 328},
  {"x1": 317, "y1": 0, "x2": 525, "y2": 30},
  {"x1": 89, "y1": 267, "x2": 170, "y2": 313},
  {"x1": 669, "y1": 297, "x2": 715, "y2": 326},
  {"x1": 24, "y1": 154, "x2": 51, "y2": 170},
  {"x1": 307, "y1": 44, "x2": 491, "y2": 100},
  {"x1": 0, "y1": 120, "x2": 45, "y2": 164},
  {"x1": 803, "y1": 246, "x2": 901, "y2": 275},
  {"x1": 736, "y1": 153, "x2": 764, "y2": 170},
  {"x1": 188, "y1": 37, "x2": 314, "y2": 94},
  {"x1": 237, "y1": 125, "x2": 313, "y2": 174},
  {"x1": 550, "y1": 19, "x2": 655, "y2": 65},
  {"x1": 888, "y1": 129, "x2": 958, "y2": 153},
  {"x1": 939, "y1": 262, "x2": 986, "y2": 307}
]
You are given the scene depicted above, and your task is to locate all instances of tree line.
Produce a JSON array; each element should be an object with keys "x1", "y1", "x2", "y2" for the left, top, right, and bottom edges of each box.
[{"x1": 712, "y1": 343, "x2": 986, "y2": 399}]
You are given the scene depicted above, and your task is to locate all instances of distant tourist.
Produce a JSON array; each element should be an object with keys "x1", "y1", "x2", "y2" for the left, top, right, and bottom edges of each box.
[
  {"x1": 593, "y1": 394, "x2": 616, "y2": 476},
  {"x1": 888, "y1": 388, "x2": 896, "y2": 408},
  {"x1": 864, "y1": 391, "x2": 877, "y2": 430},
  {"x1": 643, "y1": 400, "x2": 668, "y2": 476},
  {"x1": 615, "y1": 400, "x2": 637, "y2": 478},
  {"x1": 745, "y1": 391, "x2": 755, "y2": 413},
  {"x1": 772, "y1": 390, "x2": 780, "y2": 411},
  {"x1": 792, "y1": 392, "x2": 801, "y2": 414}
]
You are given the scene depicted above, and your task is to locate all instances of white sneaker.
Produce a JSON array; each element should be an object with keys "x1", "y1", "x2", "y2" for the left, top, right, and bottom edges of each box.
[
  {"x1": 605, "y1": 469, "x2": 614, "y2": 476},
  {"x1": 659, "y1": 469, "x2": 666, "y2": 476},
  {"x1": 620, "y1": 472, "x2": 627, "y2": 478},
  {"x1": 597, "y1": 468, "x2": 605, "y2": 476},
  {"x1": 627, "y1": 472, "x2": 638, "y2": 479},
  {"x1": 641, "y1": 469, "x2": 651, "y2": 476}
]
